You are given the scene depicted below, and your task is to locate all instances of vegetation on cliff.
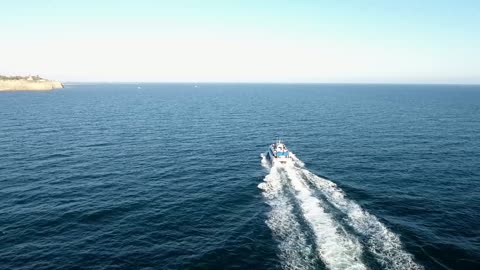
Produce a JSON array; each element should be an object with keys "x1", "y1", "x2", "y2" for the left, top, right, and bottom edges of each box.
[{"x1": 0, "y1": 75, "x2": 46, "y2": 81}]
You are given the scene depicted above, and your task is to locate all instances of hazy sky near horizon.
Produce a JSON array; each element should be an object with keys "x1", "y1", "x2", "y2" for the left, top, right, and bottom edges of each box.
[{"x1": 1, "y1": 0, "x2": 479, "y2": 83}]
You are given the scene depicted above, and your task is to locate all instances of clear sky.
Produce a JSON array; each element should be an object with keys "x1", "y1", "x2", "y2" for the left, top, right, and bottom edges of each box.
[{"x1": 1, "y1": 0, "x2": 479, "y2": 83}]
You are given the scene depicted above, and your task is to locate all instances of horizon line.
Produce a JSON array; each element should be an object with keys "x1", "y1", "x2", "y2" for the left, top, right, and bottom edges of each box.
[{"x1": 63, "y1": 81, "x2": 480, "y2": 86}]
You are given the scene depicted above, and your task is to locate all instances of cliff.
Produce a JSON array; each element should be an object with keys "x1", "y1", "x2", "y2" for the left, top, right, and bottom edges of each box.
[{"x1": 0, "y1": 80, "x2": 64, "y2": 91}]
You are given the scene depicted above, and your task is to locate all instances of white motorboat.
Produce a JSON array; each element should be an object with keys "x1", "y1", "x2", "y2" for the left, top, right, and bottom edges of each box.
[{"x1": 267, "y1": 140, "x2": 293, "y2": 166}]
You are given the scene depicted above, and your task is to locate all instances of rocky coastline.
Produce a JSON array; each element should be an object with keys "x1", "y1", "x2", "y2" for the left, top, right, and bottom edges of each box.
[{"x1": 0, "y1": 76, "x2": 63, "y2": 91}]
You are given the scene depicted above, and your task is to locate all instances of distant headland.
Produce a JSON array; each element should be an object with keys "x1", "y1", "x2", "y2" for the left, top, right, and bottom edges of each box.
[{"x1": 0, "y1": 75, "x2": 63, "y2": 91}]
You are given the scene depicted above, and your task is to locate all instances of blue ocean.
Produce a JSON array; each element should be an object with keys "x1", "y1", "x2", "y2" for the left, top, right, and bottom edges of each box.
[{"x1": 1, "y1": 84, "x2": 479, "y2": 270}]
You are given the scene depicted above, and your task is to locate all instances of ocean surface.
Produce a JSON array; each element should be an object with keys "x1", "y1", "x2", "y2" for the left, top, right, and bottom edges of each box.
[{"x1": 1, "y1": 83, "x2": 479, "y2": 270}]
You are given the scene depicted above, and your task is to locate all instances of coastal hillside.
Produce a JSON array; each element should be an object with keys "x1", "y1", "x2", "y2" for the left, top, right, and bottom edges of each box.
[{"x1": 0, "y1": 75, "x2": 63, "y2": 91}]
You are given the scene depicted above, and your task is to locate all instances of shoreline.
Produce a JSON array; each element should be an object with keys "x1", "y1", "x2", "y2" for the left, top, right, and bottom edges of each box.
[{"x1": 0, "y1": 80, "x2": 64, "y2": 91}]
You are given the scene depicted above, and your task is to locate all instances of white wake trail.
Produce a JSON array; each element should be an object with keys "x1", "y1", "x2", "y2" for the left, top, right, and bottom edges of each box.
[
  {"x1": 258, "y1": 156, "x2": 316, "y2": 270},
  {"x1": 284, "y1": 166, "x2": 367, "y2": 270},
  {"x1": 298, "y1": 163, "x2": 423, "y2": 270},
  {"x1": 289, "y1": 152, "x2": 304, "y2": 167}
]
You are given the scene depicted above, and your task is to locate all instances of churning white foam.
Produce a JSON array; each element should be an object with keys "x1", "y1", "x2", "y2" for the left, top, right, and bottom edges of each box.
[
  {"x1": 284, "y1": 166, "x2": 367, "y2": 270},
  {"x1": 260, "y1": 151, "x2": 423, "y2": 270},
  {"x1": 289, "y1": 152, "x2": 304, "y2": 167},
  {"x1": 300, "y1": 168, "x2": 424, "y2": 270},
  {"x1": 258, "y1": 164, "x2": 317, "y2": 270},
  {"x1": 260, "y1": 153, "x2": 366, "y2": 270},
  {"x1": 260, "y1": 153, "x2": 270, "y2": 171}
]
